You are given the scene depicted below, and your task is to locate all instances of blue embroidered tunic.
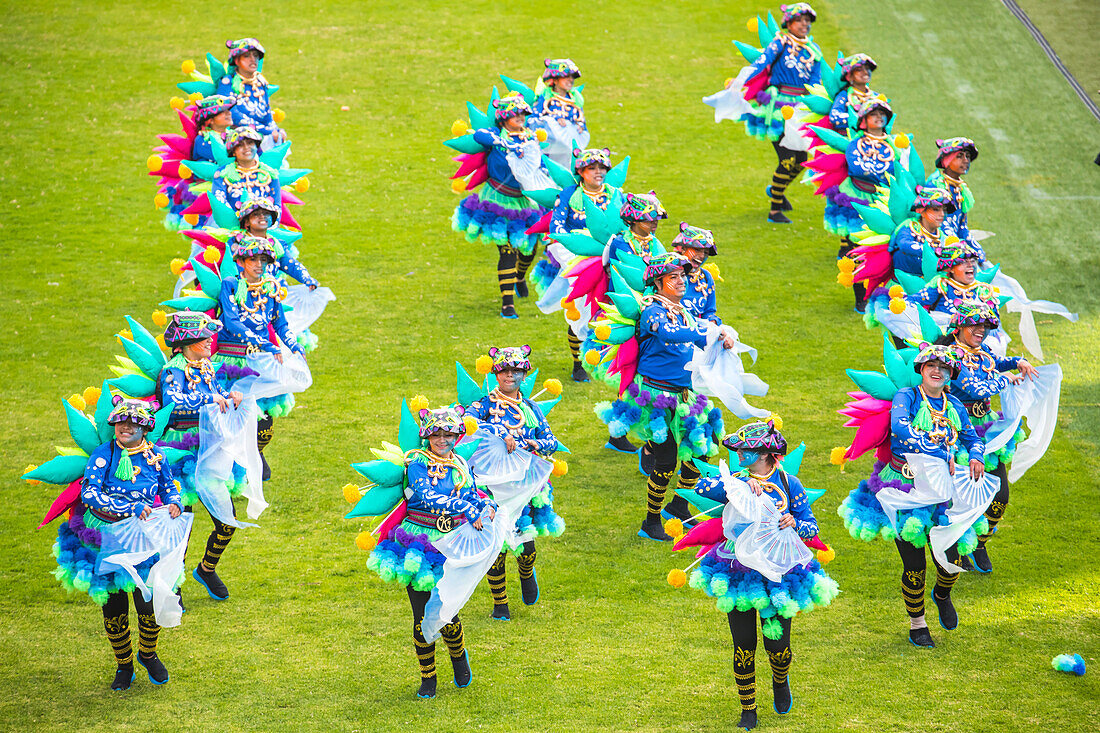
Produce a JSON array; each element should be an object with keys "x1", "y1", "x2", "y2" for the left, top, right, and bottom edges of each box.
[
  {"x1": 157, "y1": 354, "x2": 233, "y2": 428},
  {"x1": 606, "y1": 230, "x2": 664, "y2": 264},
  {"x1": 466, "y1": 390, "x2": 558, "y2": 456},
  {"x1": 404, "y1": 450, "x2": 495, "y2": 523},
  {"x1": 471, "y1": 128, "x2": 545, "y2": 191},
  {"x1": 191, "y1": 130, "x2": 228, "y2": 163},
  {"x1": 216, "y1": 73, "x2": 276, "y2": 136},
  {"x1": 681, "y1": 268, "x2": 720, "y2": 324},
  {"x1": 889, "y1": 221, "x2": 943, "y2": 276},
  {"x1": 549, "y1": 184, "x2": 623, "y2": 234},
  {"x1": 216, "y1": 276, "x2": 301, "y2": 355},
  {"x1": 845, "y1": 134, "x2": 895, "y2": 188},
  {"x1": 81, "y1": 441, "x2": 179, "y2": 518},
  {"x1": 746, "y1": 34, "x2": 822, "y2": 91},
  {"x1": 691, "y1": 466, "x2": 818, "y2": 538},
  {"x1": 951, "y1": 344, "x2": 1020, "y2": 402},
  {"x1": 890, "y1": 387, "x2": 984, "y2": 464},
  {"x1": 211, "y1": 162, "x2": 283, "y2": 217},
  {"x1": 828, "y1": 87, "x2": 879, "y2": 131},
  {"x1": 636, "y1": 297, "x2": 708, "y2": 389},
  {"x1": 907, "y1": 278, "x2": 998, "y2": 317}
]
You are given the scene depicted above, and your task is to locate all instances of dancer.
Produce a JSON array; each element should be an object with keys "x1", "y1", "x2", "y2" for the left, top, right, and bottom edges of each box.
[
  {"x1": 671, "y1": 223, "x2": 721, "y2": 325},
  {"x1": 216, "y1": 38, "x2": 287, "y2": 149},
  {"x1": 828, "y1": 54, "x2": 880, "y2": 132},
  {"x1": 190, "y1": 94, "x2": 236, "y2": 163},
  {"x1": 926, "y1": 137, "x2": 980, "y2": 251},
  {"x1": 211, "y1": 127, "x2": 283, "y2": 217},
  {"x1": 464, "y1": 346, "x2": 564, "y2": 620},
  {"x1": 522, "y1": 59, "x2": 589, "y2": 167}
]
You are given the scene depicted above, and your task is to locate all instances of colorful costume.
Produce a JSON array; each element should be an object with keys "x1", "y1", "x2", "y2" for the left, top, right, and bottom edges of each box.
[
  {"x1": 672, "y1": 223, "x2": 722, "y2": 324},
  {"x1": 214, "y1": 38, "x2": 284, "y2": 149},
  {"x1": 926, "y1": 137, "x2": 978, "y2": 247},
  {"x1": 459, "y1": 346, "x2": 566, "y2": 619},
  {"x1": 827, "y1": 54, "x2": 881, "y2": 133},
  {"x1": 501, "y1": 59, "x2": 589, "y2": 167},
  {"x1": 671, "y1": 420, "x2": 837, "y2": 729}
]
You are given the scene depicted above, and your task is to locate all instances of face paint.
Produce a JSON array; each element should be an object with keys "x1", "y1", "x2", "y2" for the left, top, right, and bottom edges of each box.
[
  {"x1": 738, "y1": 450, "x2": 761, "y2": 468},
  {"x1": 430, "y1": 433, "x2": 457, "y2": 455}
]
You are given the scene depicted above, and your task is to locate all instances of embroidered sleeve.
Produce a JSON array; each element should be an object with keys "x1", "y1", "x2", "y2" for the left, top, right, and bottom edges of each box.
[{"x1": 783, "y1": 473, "x2": 819, "y2": 538}]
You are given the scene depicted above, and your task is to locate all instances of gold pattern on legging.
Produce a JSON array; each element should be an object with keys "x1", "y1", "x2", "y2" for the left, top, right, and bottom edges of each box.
[
  {"x1": 517, "y1": 548, "x2": 536, "y2": 580},
  {"x1": 935, "y1": 565, "x2": 958, "y2": 591},
  {"x1": 768, "y1": 647, "x2": 792, "y2": 684},
  {"x1": 137, "y1": 613, "x2": 160, "y2": 655},
  {"x1": 104, "y1": 613, "x2": 134, "y2": 666},
  {"x1": 646, "y1": 468, "x2": 675, "y2": 514},
  {"x1": 440, "y1": 621, "x2": 465, "y2": 658},
  {"x1": 734, "y1": 646, "x2": 755, "y2": 668},
  {"x1": 487, "y1": 552, "x2": 508, "y2": 605},
  {"x1": 675, "y1": 460, "x2": 701, "y2": 494},
  {"x1": 902, "y1": 569, "x2": 926, "y2": 615}
]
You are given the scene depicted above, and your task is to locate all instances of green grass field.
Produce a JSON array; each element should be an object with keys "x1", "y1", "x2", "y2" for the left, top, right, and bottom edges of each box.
[{"x1": 1, "y1": 1, "x2": 1097, "y2": 731}]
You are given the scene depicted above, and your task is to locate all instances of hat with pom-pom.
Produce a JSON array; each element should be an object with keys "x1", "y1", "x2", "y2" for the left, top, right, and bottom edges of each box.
[
  {"x1": 236, "y1": 196, "x2": 280, "y2": 226},
  {"x1": 723, "y1": 417, "x2": 788, "y2": 456},
  {"x1": 935, "y1": 137, "x2": 978, "y2": 168},
  {"x1": 671, "y1": 223, "x2": 717, "y2": 256},
  {"x1": 489, "y1": 345, "x2": 532, "y2": 373},
  {"x1": 620, "y1": 191, "x2": 667, "y2": 223},
  {"x1": 230, "y1": 233, "x2": 279, "y2": 262},
  {"x1": 855, "y1": 97, "x2": 894, "y2": 128},
  {"x1": 542, "y1": 58, "x2": 581, "y2": 80},
  {"x1": 573, "y1": 147, "x2": 611, "y2": 172},
  {"x1": 225, "y1": 126, "x2": 263, "y2": 154},
  {"x1": 780, "y1": 2, "x2": 817, "y2": 27},
  {"x1": 107, "y1": 396, "x2": 157, "y2": 430},
  {"x1": 418, "y1": 405, "x2": 467, "y2": 438},
  {"x1": 913, "y1": 343, "x2": 963, "y2": 378},
  {"x1": 493, "y1": 93, "x2": 534, "y2": 124},
  {"x1": 164, "y1": 310, "x2": 222, "y2": 348},
  {"x1": 643, "y1": 252, "x2": 694, "y2": 287},
  {"x1": 191, "y1": 94, "x2": 236, "y2": 128},
  {"x1": 950, "y1": 302, "x2": 999, "y2": 331},
  {"x1": 226, "y1": 38, "x2": 266, "y2": 63}
]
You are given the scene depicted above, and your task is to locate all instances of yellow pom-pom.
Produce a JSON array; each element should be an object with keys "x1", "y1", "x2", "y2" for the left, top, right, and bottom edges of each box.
[
  {"x1": 475, "y1": 355, "x2": 494, "y2": 374},
  {"x1": 816, "y1": 546, "x2": 836, "y2": 564},
  {"x1": 118, "y1": 328, "x2": 133, "y2": 342},
  {"x1": 747, "y1": 16, "x2": 759, "y2": 32},
  {"x1": 355, "y1": 532, "x2": 378, "y2": 552},
  {"x1": 272, "y1": 108, "x2": 286, "y2": 123},
  {"x1": 837, "y1": 271, "x2": 854, "y2": 287},
  {"x1": 829, "y1": 446, "x2": 848, "y2": 466},
  {"x1": 154, "y1": 192, "x2": 169, "y2": 209},
  {"x1": 409, "y1": 394, "x2": 429, "y2": 412},
  {"x1": 560, "y1": 297, "x2": 573, "y2": 310},
  {"x1": 169, "y1": 96, "x2": 187, "y2": 111},
  {"x1": 178, "y1": 163, "x2": 192, "y2": 179},
  {"x1": 82, "y1": 386, "x2": 101, "y2": 406},
  {"x1": 451, "y1": 119, "x2": 469, "y2": 137},
  {"x1": 584, "y1": 350, "x2": 601, "y2": 366},
  {"x1": 888, "y1": 284, "x2": 904, "y2": 299},
  {"x1": 781, "y1": 105, "x2": 794, "y2": 120},
  {"x1": 295, "y1": 176, "x2": 310, "y2": 193},
  {"x1": 23, "y1": 464, "x2": 41, "y2": 485},
  {"x1": 535, "y1": 128, "x2": 548, "y2": 142},
  {"x1": 702, "y1": 262, "x2": 723, "y2": 282},
  {"x1": 170, "y1": 258, "x2": 187, "y2": 277},
  {"x1": 342, "y1": 483, "x2": 361, "y2": 504},
  {"x1": 156, "y1": 334, "x2": 167, "y2": 350},
  {"x1": 565, "y1": 306, "x2": 581, "y2": 321},
  {"x1": 464, "y1": 416, "x2": 479, "y2": 435},
  {"x1": 67, "y1": 394, "x2": 87, "y2": 412},
  {"x1": 173, "y1": 480, "x2": 182, "y2": 491},
  {"x1": 202, "y1": 246, "x2": 220, "y2": 265},
  {"x1": 181, "y1": 59, "x2": 196, "y2": 75},
  {"x1": 889, "y1": 297, "x2": 906, "y2": 314},
  {"x1": 768, "y1": 414, "x2": 783, "y2": 431},
  {"x1": 551, "y1": 458, "x2": 568, "y2": 477},
  {"x1": 151, "y1": 309, "x2": 168, "y2": 327},
  {"x1": 147, "y1": 154, "x2": 163, "y2": 173},
  {"x1": 543, "y1": 378, "x2": 563, "y2": 397},
  {"x1": 894, "y1": 134, "x2": 910, "y2": 149},
  {"x1": 183, "y1": 214, "x2": 199, "y2": 226},
  {"x1": 451, "y1": 177, "x2": 467, "y2": 193},
  {"x1": 837, "y1": 257, "x2": 855, "y2": 274},
  {"x1": 594, "y1": 324, "x2": 611, "y2": 341},
  {"x1": 667, "y1": 568, "x2": 688, "y2": 588},
  {"x1": 188, "y1": 92, "x2": 203, "y2": 102},
  {"x1": 944, "y1": 235, "x2": 960, "y2": 246},
  {"x1": 724, "y1": 77, "x2": 734, "y2": 88},
  {"x1": 664, "y1": 518, "x2": 684, "y2": 539}
]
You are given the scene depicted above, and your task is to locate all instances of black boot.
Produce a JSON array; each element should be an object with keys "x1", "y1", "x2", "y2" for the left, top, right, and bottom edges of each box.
[
  {"x1": 773, "y1": 680, "x2": 793, "y2": 714},
  {"x1": 737, "y1": 709, "x2": 758, "y2": 730},
  {"x1": 193, "y1": 566, "x2": 229, "y2": 601},
  {"x1": 137, "y1": 651, "x2": 169, "y2": 685},
  {"x1": 571, "y1": 362, "x2": 590, "y2": 383},
  {"x1": 767, "y1": 211, "x2": 792, "y2": 224},
  {"x1": 908, "y1": 627, "x2": 935, "y2": 648},
  {"x1": 500, "y1": 304, "x2": 518, "y2": 319},
  {"x1": 111, "y1": 665, "x2": 135, "y2": 691},
  {"x1": 514, "y1": 280, "x2": 529, "y2": 298},
  {"x1": 605, "y1": 434, "x2": 637, "y2": 454},
  {"x1": 970, "y1": 545, "x2": 993, "y2": 573},
  {"x1": 491, "y1": 603, "x2": 511, "y2": 621},
  {"x1": 638, "y1": 517, "x2": 672, "y2": 542},
  {"x1": 765, "y1": 185, "x2": 792, "y2": 211},
  {"x1": 451, "y1": 650, "x2": 472, "y2": 688},
  {"x1": 933, "y1": 592, "x2": 958, "y2": 631},
  {"x1": 417, "y1": 674, "x2": 437, "y2": 699},
  {"x1": 662, "y1": 496, "x2": 698, "y2": 528},
  {"x1": 637, "y1": 444, "x2": 656, "y2": 475}
]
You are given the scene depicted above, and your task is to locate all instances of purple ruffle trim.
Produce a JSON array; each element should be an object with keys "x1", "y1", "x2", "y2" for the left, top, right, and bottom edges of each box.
[
  {"x1": 164, "y1": 432, "x2": 200, "y2": 449},
  {"x1": 460, "y1": 195, "x2": 539, "y2": 222},
  {"x1": 219, "y1": 363, "x2": 259, "y2": 380},
  {"x1": 755, "y1": 90, "x2": 772, "y2": 105},
  {"x1": 69, "y1": 510, "x2": 101, "y2": 546},
  {"x1": 866, "y1": 460, "x2": 907, "y2": 494},
  {"x1": 833, "y1": 191, "x2": 869, "y2": 208}
]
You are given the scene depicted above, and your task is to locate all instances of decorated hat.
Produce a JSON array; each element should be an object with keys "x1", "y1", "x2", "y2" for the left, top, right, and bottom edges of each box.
[
  {"x1": 574, "y1": 147, "x2": 611, "y2": 172},
  {"x1": 913, "y1": 343, "x2": 962, "y2": 378},
  {"x1": 781, "y1": 2, "x2": 817, "y2": 27},
  {"x1": 671, "y1": 223, "x2": 717, "y2": 256},
  {"x1": 543, "y1": 58, "x2": 581, "y2": 80},
  {"x1": 226, "y1": 38, "x2": 266, "y2": 63},
  {"x1": 236, "y1": 196, "x2": 280, "y2": 225},
  {"x1": 934, "y1": 238, "x2": 981, "y2": 271},
  {"x1": 912, "y1": 185, "x2": 957, "y2": 214},
  {"x1": 107, "y1": 396, "x2": 157, "y2": 430},
  {"x1": 935, "y1": 137, "x2": 979, "y2": 168},
  {"x1": 643, "y1": 252, "x2": 693, "y2": 287},
  {"x1": 230, "y1": 233, "x2": 278, "y2": 261},
  {"x1": 493, "y1": 93, "x2": 534, "y2": 123},
  {"x1": 839, "y1": 53, "x2": 877, "y2": 80},
  {"x1": 489, "y1": 345, "x2": 532, "y2": 373},
  {"x1": 192, "y1": 94, "x2": 236, "y2": 127},
  {"x1": 855, "y1": 97, "x2": 893, "y2": 127},
  {"x1": 418, "y1": 405, "x2": 467, "y2": 438},
  {"x1": 950, "y1": 302, "x2": 1000, "y2": 331},
  {"x1": 225, "y1": 126, "x2": 263, "y2": 154},
  {"x1": 722, "y1": 417, "x2": 787, "y2": 456},
  {"x1": 620, "y1": 191, "x2": 667, "y2": 223},
  {"x1": 164, "y1": 310, "x2": 222, "y2": 348}
]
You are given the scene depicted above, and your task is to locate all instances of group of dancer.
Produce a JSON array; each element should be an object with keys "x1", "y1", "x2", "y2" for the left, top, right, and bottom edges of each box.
[
  {"x1": 22, "y1": 7, "x2": 1076, "y2": 730},
  {"x1": 24, "y1": 38, "x2": 333, "y2": 691}
]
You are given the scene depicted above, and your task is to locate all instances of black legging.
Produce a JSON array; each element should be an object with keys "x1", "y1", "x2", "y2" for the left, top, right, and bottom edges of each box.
[
  {"x1": 486, "y1": 541, "x2": 536, "y2": 607},
  {"x1": 183, "y1": 503, "x2": 236, "y2": 573},
  {"x1": 769, "y1": 142, "x2": 808, "y2": 211},
  {"x1": 896, "y1": 539, "x2": 959, "y2": 618},
  {"x1": 102, "y1": 590, "x2": 159, "y2": 667},
  {"x1": 643, "y1": 435, "x2": 701, "y2": 522},
  {"x1": 728, "y1": 610, "x2": 793, "y2": 713},
  {"x1": 497, "y1": 245, "x2": 518, "y2": 310},
  {"x1": 978, "y1": 463, "x2": 1009, "y2": 546},
  {"x1": 407, "y1": 585, "x2": 466, "y2": 681}
]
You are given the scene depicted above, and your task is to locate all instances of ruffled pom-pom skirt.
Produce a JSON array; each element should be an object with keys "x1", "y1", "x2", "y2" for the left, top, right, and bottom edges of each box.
[
  {"x1": 53, "y1": 508, "x2": 158, "y2": 606},
  {"x1": 452, "y1": 186, "x2": 543, "y2": 256},
  {"x1": 595, "y1": 375, "x2": 724, "y2": 461},
  {"x1": 367, "y1": 520, "x2": 448, "y2": 592}
]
